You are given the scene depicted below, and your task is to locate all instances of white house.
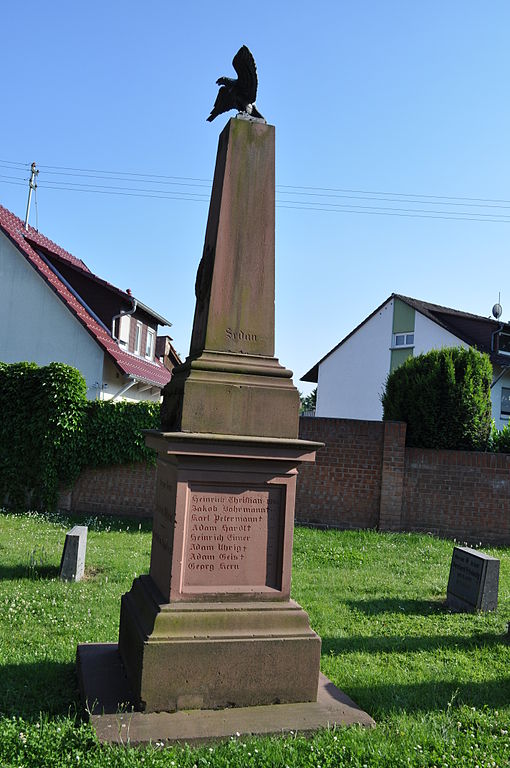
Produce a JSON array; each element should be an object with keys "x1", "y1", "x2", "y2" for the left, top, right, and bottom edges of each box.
[
  {"x1": 0, "y1": 203, "x2": 180, "y2": 401},
  {"x1": 302, "y1": 294, "x2": 510, "y2": 429}
]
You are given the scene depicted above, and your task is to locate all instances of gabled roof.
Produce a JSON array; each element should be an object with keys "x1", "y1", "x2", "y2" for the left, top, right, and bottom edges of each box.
[
  {"x1": 0, "y1": 204, "x2": 172, "y2": 388},
  {"x1": 301, "y1": 292, "x2": 510, "y2": 383},
  {"x1": 25, "y1": 234, "x2": 172, "y2": 326}
]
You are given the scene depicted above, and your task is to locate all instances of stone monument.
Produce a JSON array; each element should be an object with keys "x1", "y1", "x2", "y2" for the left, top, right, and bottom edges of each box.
[
  {"x1": 117, "y1": 116, "x2": 323, "y2": 712},
  {"x1": 77, "y1": 54, "x2": 375, "y2": 740}
]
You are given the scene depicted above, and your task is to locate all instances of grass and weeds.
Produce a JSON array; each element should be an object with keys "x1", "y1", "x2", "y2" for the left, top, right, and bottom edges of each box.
[{"x1": 0, "y1": 510, "x2": 509, "y2": 766}]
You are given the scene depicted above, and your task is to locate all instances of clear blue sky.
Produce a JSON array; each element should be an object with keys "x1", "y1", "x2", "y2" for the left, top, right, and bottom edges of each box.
[{"x1": 2, "y1": 1, "x2": 510, "y2": 394}]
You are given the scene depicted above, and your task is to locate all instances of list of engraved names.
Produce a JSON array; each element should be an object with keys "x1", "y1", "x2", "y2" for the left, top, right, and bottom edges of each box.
[{"x1": 183, "y1": 487, "x2": 282, "y2": 589}]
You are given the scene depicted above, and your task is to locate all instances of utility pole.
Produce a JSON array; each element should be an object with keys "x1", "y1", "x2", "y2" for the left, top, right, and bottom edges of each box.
[{"x1": 24, "y1": 162, "x2": 39, "y2": 230}]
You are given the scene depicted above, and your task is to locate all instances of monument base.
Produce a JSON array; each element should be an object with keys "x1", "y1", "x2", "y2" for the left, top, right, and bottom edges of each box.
[
  {"x1": 118, "y1": 574, "x2": 321, "y2": 712},
  {"x1": 77, "y1": 643, "x2": 375, "y2": 745}
]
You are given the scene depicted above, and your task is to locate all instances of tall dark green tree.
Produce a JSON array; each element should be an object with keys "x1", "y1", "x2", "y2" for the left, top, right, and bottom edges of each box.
[{"x1": 381, "y1": 347, "x2": 492, "y2": 450}]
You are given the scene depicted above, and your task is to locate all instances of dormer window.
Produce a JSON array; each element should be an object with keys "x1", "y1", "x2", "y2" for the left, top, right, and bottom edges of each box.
[
  {"x1": 145, "y1": 328, "x2": 155, "y2": 359},
  {"x1": 392, "y1": 332, "x2": 414, "y2": 348}
]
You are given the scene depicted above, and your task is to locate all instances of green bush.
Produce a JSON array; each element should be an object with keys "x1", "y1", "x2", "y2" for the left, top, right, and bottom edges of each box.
[
  {"x1": 0, "y1": 362, "x2": 161, "y2": 510},
  {"x1": 82, "y1": 399, "x2": 160, "y2": 466},
  {"x1": 490, "y1": 422, "x2": 510, "y2": 453},
  {"x1": 0, "y1": 362, "x2": 87, "y2": 510},
  {"x1": 381, "y1": 347, "x2": 492, "y2": 450}
]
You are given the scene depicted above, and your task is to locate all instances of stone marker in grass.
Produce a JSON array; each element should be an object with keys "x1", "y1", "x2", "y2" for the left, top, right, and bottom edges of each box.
[
  {"x1": 59, "y1": 525, "x2": 87, "y2": 581},
  {"x1": 447, "y1": 545, "x2": 499, "y2": 612}
]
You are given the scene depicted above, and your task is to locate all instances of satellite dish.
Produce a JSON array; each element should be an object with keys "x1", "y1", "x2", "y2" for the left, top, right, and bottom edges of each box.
[{"x1": 492, "y1": 303, "x2": 503, "y2": 320}]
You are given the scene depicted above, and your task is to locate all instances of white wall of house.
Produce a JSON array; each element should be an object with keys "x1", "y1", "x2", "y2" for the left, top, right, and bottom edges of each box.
[
  {"x1": 316, "y1": 298, "x2": 394, "y2": 420},
  {"x1": 314, "y1": 300, "x2": 503, "y2": 424},
  {"x1": 413, "y1": 312, "x2": 468, "y2": 354},
  {"x1": 0, "y1": 232, "x2": 104, "y2": 399}
]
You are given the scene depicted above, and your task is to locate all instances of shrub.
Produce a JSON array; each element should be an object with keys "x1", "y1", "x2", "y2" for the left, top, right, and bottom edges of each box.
[
  {"x1": 381, "y1": 347, "x2": 492, "y2": 450},
  {"x1": 0, "y1": 362, "x2": 87, "y2": 509},
  {"x1": 490, "y1": 422, "x2": 510, "y2": 453},
  {"x1": 82, "y1": 399, "x2": 160, "y2": 467},
  {"x1": 0, "y1": 362, "x2": 161, "y2": 510}
]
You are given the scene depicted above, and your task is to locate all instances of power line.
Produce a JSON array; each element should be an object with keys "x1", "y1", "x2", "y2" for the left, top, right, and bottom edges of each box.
[
  {"x1": 40, "y1": 179, "x2": 211, "y2": 199},
  {"x1": 277, "y1": 183, "x2": 510, "y2": 206},
  {"x1": 276, "y1": 204, "x2": 510, "y2": 223},
  {"x1": 4, "y1": 164, "x2": 510, "y2": 210},
  {"x1": 4, "y1": 180, "x2": 510, "y2": 221},
  {"x1": 40, "y1": 185, "x2": 210, "y2": 203},
  {"x1": 2, "y1": 158, "x2": 510, "y2": 223},
  {"x1": 0, "y1": 179, "x2": 26, "y2": 187},
  {"x1": 3, "y1": 157, "x2": 510, "y2": 205},
  {"x1": 0, "y1": 159, "x2": 212, "y2": 183}
]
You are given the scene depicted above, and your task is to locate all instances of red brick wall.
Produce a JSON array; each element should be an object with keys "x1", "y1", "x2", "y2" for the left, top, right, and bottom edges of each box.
[
  {"x1": 297, "y1": 417, "x2": 510, "y2": 545},
  {"x1": 61, "y1": 418, "x2": 510, "y2": 545},
  {"x1": 68, "y1": 463, "x2": 156, "y2": 518},
  {"x1": 402, "y1": 448, "x2": 510, "y2": 544},
  {"x1": 296, "y1": 417, "x2": 386, "y2": 529}
]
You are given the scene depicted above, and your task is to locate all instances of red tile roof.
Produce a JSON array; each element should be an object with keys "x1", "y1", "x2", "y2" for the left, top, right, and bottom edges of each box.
[{"x1": 0, "y1": 204, "x2": 172, "y2": 389}]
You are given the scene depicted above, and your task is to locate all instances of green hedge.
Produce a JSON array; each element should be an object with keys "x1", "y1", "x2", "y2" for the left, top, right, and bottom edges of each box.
[
  {"x1": 83, "y1": 400, "x2": 160, "y2": 467},
  {"x1": 381, "y1": 347, "x2": 493, "y2": 450},
  {"x1": 0, "y1": 362, "x2": 160, "y2": 511}
]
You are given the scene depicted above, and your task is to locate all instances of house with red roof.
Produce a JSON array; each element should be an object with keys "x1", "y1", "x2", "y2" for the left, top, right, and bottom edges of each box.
[
  {"x1": 302, "y1": 293, "x2": 510, "y2": 428},
  {"x1": 0, "y1": 203, "x2": 180, "y2": 401}
]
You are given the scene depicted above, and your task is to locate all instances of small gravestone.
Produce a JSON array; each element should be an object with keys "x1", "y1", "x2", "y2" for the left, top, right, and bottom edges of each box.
[
  {"x1": 60, "y1": 525, "x2": 87, "y2": 581},
  {"x1": 447, "y1": 546, "x2": 499, "y2": 612}
]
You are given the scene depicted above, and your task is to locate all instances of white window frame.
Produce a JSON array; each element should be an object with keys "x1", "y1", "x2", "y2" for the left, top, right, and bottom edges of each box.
[
  {"x1": 391, "y1": 332, "x2": 414, "y2": 349},
  {"x1": 134, "y1": 321, "x2": 142, "y2": 355},
  {"x1": 145, "y1": 328, "x2": 155, "y2": 359},
  {"x1": 501, "y1": 387, "x2": 510, "y2": 417},
  {"x1": 498, "y1": 333, "x2": 510, "y2": 356}
]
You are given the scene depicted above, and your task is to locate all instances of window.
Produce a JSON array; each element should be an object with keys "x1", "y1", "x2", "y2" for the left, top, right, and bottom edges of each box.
[
  {"x1": 145, "y1": 328, "x2": 155, "y2": 359},
  {"x1": 134, "y1": 322, "x2": 142, "y2": 355},
  {"x1": 117, "y1": 315, "x2": 130, "y2": 347},
  {"x1": 498, "y1": 333, "x2": 510, "y2": 355},
  {"x1": 501, "y1": 387, "x2": 510, "y2": 416},
  {"x1": 392, "y1": 332, "x2": 414, "y2": 348}
]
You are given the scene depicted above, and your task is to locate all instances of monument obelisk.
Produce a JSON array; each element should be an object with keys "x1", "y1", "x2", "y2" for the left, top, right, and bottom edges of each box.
[
  {"x1": 78, "y1": 48, "x2": 375, "y2": 740},
  {"x1": 117, "y1": 109, "x2": 323, "y2": 711}
]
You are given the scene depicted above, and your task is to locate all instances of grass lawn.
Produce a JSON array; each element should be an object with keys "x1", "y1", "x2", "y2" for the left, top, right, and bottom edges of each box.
[{"x1": 0, "y1": 509, "x2": 509, "y2": 767}]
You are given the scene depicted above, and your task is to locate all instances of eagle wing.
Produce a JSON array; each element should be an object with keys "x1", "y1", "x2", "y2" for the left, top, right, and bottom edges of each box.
[
  {"x1": 232, "y1": 45, "x2": 258, "y2": 104},
  {"x1": 207, "y1": 85, "x2": 235, "y2": 121}
]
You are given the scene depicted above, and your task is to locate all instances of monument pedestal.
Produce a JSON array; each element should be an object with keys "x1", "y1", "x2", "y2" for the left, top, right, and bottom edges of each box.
[{"x1": 118, "y1": 431, "x2": 323, "y2": 712}]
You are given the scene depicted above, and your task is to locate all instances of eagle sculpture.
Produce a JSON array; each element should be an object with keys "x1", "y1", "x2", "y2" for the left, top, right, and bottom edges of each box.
[{"x1": 207, "y1": 46, "x2": 265, "y2": 122}]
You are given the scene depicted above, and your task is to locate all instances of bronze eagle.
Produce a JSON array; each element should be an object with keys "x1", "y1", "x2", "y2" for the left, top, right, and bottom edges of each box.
[{"x1": 207, "y1": 46, "x2": 265, "y2": 122}]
